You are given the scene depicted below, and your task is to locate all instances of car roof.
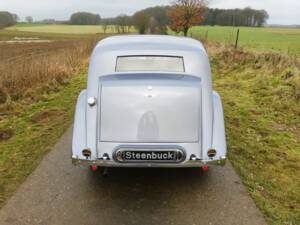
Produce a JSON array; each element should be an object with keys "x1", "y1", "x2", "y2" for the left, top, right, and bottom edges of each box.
[{"x1": 95, "y1": 35, "x2": 207, "y2": 55}]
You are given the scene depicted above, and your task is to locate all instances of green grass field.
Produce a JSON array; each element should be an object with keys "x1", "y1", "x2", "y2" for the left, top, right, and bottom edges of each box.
[
  {"x1": 189, "y1": 26, "x2": 300, "y2": 56},
  {"x1": 5, "y1": 24, "x2": 300, "y2": 56}
]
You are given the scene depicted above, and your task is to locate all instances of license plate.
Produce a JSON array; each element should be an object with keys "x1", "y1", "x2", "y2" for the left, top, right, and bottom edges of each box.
[{"x1": 114, "y1": 149, "x2": 185, "y2": 163}]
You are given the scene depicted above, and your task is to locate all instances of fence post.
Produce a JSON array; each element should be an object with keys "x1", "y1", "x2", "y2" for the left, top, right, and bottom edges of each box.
[{"x1": 235, "y1": 29, "x2": 240, "y2": 49}]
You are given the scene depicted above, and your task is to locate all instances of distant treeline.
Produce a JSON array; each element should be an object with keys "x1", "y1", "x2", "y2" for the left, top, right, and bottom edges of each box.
[
  {"x1": 98, "y1": 6, "x2": 269, "y2": 34},
  {"x1": 0, "y1": 6, "x2": 269, "y2": 30},
  {"x1": 100, "y1": 6, "x2": 268, "y2": 30},
  {"x1": 204, "y1": 8, "x2": 269, "y2": 27},
  {"x1": 70, "y1": 12, "x2": 101, "y2": 25},
  {"x1": 0, "y1": 11, "x2": 18, "y2": 28}
]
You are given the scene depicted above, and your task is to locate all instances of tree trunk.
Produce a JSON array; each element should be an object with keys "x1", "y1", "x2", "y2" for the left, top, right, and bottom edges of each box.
[{"x1": 183, "y1": 28, "x2": 189, "y2": 36}]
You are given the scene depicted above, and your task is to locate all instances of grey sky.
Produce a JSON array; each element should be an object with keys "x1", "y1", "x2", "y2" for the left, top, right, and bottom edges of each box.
[{"x1": 0, "y1": 0, "x2": 299, "y2": 25}]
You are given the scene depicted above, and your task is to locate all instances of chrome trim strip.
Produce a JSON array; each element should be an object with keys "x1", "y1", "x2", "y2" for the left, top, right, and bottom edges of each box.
[{"x1": 72, "y1": 157, "x2": 226, "y2": 167}]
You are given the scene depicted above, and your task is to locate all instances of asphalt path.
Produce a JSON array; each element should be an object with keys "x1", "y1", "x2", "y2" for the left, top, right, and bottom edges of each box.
[{"x1": 0, "y1": 127, "x2": 266, "y2": 225}]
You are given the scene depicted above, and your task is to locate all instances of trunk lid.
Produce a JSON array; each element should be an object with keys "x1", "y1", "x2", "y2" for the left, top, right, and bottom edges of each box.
[{"x1": 99, "y1": 76, "x2": 201, "y2": 143}]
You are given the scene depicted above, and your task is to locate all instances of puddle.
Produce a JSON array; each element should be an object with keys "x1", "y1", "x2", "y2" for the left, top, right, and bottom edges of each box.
[{"x1": 0, "y1": 37, "x2": 52, "y2": 44}]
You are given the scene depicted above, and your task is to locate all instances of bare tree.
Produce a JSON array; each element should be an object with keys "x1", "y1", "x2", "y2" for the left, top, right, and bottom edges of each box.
[
  {"x1": 116, "y1": 14, "x2": 127, "y2": 33},
  {"x1": 25, "y1": 16, "x2": 33, "y2": 23},
  {"x1": 103, "y1": 24, "x2": 108, "y2": 33},
  {"x1": 12, "y1": 14, "x2": 19, "y2": 22},
  {"x1": 116, "y1": 25, "x2": 121, "y2": 33},
  {"x1": 102, "y1": 21, "x2": 108, "y2": 33},
  {"x1": 115, "y1": 14, "x2": 133, "y2": 33},
  {"x1": 168, "y1": 0, "x2": 207, "y2": 36}
]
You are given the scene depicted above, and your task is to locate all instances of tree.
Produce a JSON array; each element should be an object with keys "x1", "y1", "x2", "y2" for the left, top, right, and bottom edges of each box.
[
  {"x1": 70, "y1": 12, "x2": 101, "y2": 25},
  {"x1": 116, "y1": 14, "x2": 131, "y2": 33},
  {"x1": 168, "y1": 0, "x2": 207, "y2": 36},
  {"x1": 149, "y1": 17, "x2": 159, "y2": 34},
  {"x1": 143, "y1": 6, "x2": 169, "y2": 34},
  {"x1": 133, "y1": 6, "x2": 169, "y2": 34},
  {"x1": 133, "y1": 11, "x2": 150, "y2": 34},
  {"x1": 25, "y1": 16, "x2": 33, "y2": 23},
  {"x1": 41, "y1": 19, "x2": 56, "y2": 24},
  {"x1": 102, "y1": 21, "x2": 108, "y2": 33},
  {"x1": 12, "y1": 14, "x2": 19, "y2": 22},
  {"x1": 255, "y1": 10, "x2": 269, "y2": 27},
  {"x1": 0, "y1": 11, "x2": 18, "y2": 28}
]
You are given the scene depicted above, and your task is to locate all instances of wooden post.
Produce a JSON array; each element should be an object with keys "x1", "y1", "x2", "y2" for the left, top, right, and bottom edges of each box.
[{"x1": 235, "y1": 29, "x2": 240, "y2": 49}]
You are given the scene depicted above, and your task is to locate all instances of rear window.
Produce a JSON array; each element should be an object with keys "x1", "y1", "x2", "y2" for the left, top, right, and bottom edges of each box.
[{"x1": 116, "y1": 56, "x2": 185, "y2": 72}]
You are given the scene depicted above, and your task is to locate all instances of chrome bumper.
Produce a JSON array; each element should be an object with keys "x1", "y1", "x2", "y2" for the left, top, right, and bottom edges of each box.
[{"x1": 72, "y1": 157, "x2": 226, "y2": 168}]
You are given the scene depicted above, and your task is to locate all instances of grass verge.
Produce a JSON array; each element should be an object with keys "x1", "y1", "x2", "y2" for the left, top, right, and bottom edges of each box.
[
  {"x1": 210, "y1": 46, "x2": 300, "y2": 225},
  {"x1": 0, "y1": 72, "x2": 86, "y2": 208},
  {"x1": 0, "y1": 33, "x2": 99, "y2": 209}
]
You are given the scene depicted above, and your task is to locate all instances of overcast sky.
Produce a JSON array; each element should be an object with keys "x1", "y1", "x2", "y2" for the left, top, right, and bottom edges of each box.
[{"x1": 0, "y1": 0, "x2": 299, "y2": 25}]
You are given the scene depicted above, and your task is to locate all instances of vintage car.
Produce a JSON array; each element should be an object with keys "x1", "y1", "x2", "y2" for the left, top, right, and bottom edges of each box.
[{"x1": 72, "y1": 35, "x2": 227, "y2": 171}]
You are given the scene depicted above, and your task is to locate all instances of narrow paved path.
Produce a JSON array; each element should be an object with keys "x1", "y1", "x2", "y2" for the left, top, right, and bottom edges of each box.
[{"x1": 0, "y1": 128, "x2": 266, "y2": 225}]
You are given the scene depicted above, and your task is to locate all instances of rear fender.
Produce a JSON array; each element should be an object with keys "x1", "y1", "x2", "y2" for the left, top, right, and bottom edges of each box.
[
  {"x1": 72, "y1": 90, "x2": 91, "y2": 160},
  {"x1": 203, "y1": 91, "x2": 227, "y2": 163}
]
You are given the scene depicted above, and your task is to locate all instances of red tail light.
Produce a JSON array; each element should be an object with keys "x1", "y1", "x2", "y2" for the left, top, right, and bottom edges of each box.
[
  {"x1": 202, "y1": 165, "x2": 209, "y2": 172},
  {"x1": 90, "y1": 165, "x2": 98, "y2": 172}
]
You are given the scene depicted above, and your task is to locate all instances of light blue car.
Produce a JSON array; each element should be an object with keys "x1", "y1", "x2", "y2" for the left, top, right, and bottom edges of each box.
[{"x1": 72, "y1": 35, "x2": 227, "y2": 171}]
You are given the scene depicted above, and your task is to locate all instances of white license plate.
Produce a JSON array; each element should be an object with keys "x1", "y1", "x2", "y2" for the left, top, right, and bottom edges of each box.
[{"x1": 114, "y1": 149, "x2": 185, "y2": 163}]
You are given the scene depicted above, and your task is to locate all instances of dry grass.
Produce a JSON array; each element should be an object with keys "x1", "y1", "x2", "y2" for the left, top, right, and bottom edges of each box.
[
  {"x1": 0, "y1": 35, "x2": 100, "y2": 207},
  {"x1": 0, "y1": 39, "x2": 97, "y2": 104}
]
